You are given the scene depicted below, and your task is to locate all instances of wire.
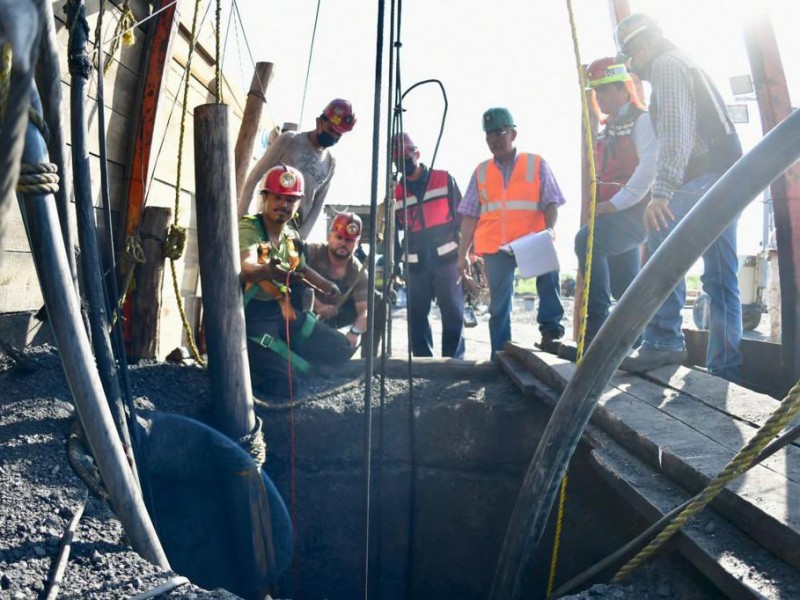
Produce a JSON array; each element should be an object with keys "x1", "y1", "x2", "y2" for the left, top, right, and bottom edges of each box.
[{"x1": 299, "y1": 0, "x2": 323, "y2": 128}]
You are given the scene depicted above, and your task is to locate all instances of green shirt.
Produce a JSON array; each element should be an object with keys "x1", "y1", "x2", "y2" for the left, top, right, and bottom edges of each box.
[{"x1": 239, "y1": 215, "x2": 306, "y2": 302}]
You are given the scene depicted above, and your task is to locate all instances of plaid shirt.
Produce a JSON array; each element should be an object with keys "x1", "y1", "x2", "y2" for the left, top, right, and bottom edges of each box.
[
  {"x1": 457, "y1": 152, "x2": 566, "y2": 218},
  {"x1": 649, "y1": 51, "x2": 712, "y2": 200}
]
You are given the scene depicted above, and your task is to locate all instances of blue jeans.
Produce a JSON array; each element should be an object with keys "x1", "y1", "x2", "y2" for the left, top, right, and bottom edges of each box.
[
  {"x1": 642, "y1": 173, "x2": 742, "y2": 379},
  {"x1": 483, "y1": 251, "x2": 564, "y2": 357},
  {"x1": 574, "y1": 203, "x2": 646, "y2": 341},
  {"x1": 408, "y1": 258, "x2": 465, "y2": 358}
]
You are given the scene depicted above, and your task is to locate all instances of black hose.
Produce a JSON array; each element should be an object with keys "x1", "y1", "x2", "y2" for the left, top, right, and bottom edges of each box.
[
  {"x1": 65, "y1": 0, "x2": 137, "y2": 483},
  {"x1": 362, "y1": 0, "x2": 386, "y2": 596},
  {"x1": 32, "y1": 0, "x2": 79, "y2": 291},
  {"x1": 490, "y1": 109, "x2": 800, "y2": 600}
]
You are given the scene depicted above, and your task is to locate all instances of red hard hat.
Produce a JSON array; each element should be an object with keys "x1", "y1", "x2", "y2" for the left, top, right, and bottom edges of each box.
[
  {"x1": 322, "y1": 99, "x2": 356, "y2": 134},
  {"x1": 586, "y1": 57, "x2": 631, "y2": 89},
  {"x1": 260, "y1": 164, "x2": 304, "y2": 197},
  {"x1": 391, "y1": 132, "x2": 417, "y2": 160},
  {"x1": 330, "y1": 211, "x2": 362, "y2": 241}
]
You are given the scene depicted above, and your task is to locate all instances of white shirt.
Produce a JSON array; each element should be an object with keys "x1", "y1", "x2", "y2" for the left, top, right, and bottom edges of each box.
[{"x1": 608, "y1": 107, "x2": 658, "y2": 211}]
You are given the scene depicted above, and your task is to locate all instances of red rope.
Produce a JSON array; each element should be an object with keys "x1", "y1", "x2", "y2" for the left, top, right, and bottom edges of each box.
[{"x1": 284, "y1": 271, "x2": 300, "y2": 596}]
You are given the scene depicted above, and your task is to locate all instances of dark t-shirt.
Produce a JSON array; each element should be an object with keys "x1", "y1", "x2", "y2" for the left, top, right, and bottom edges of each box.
[{"x1": 306, "y1": 243, "x2": 368, "y2": 327}]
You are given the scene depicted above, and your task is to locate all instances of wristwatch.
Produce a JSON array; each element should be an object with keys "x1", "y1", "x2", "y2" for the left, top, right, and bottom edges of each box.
[{"x1": 349, "y1": 325, "x2": 364, "y2": 336}]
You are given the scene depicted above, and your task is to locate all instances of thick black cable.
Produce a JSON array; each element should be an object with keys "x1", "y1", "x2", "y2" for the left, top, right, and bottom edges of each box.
[
  {"x1": 66, "y1": 0, "x2": 137, "y2": 483},
  {"x1": 362, "y1": 0, "x2": 386, "y2": 596},
  {"x1": 95, "y1": 0, "x2": 143, "y2": 485},
  {"x1": 393, "y1": 75, "x2": 449, "y2": 600},
  {"x1": 374, "y1": 0, "x2": 398, "y2": 591},
  {"x1": 298, "y1": 0, "x2": 322, "y2": 128}
]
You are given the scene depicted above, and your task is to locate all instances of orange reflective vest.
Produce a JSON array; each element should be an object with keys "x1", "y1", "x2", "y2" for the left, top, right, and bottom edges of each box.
[{"x1": 474, "y1": 153, "x2": 545, "y2": 255}]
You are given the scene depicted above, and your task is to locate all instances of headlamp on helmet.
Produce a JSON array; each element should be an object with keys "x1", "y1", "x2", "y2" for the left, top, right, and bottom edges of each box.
[
  {"x1": 260, "y1": 164, "x2": 305, "y2": 197},
  {"x1": 586, "y1": 57, "x2": 631, "y2": 89},
  {"x1": 322, "y1": 99, "x2": 356, "y2": 134},
  {"x1": 330, "y1": 212, "x2": 362, "y2": 241}
]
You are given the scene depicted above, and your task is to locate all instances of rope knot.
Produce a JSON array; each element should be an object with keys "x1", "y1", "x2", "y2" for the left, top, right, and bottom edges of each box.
[
  {"x1": 163, "y1": 224, "x2": 187, "y2": 260},
  {"x1": 239, "y1": 416, "x2": 267, "y2": 469}
]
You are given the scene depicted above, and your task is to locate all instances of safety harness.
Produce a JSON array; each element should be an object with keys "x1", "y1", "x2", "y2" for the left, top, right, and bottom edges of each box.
[{"x1": 242, "y1": 216, "x2": 316, "y2": 372}]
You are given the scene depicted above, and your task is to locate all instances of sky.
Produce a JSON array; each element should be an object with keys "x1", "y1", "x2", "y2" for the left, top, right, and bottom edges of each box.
[{"x1": 224, "y1": 0, "x2": 800, "y2": 273}]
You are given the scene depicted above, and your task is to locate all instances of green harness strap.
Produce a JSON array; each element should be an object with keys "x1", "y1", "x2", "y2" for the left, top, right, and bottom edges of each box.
[
  {"x1": 248, "y1": 333, "x2": 311, "y2": 374},
  {"x1": 245, "y1": 307, "x2": 318, "y2": 375}
]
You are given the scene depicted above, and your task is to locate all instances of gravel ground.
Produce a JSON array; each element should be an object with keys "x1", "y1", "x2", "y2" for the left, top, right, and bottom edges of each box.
[{"x1": 1, "y1": 342, "x2": 720, "y2": 599}]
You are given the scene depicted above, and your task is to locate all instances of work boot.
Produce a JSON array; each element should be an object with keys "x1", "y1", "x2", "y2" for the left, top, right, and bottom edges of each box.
[
  {"x1": 620, "y1": 347, "x2": 687, "y2": 373},
  {"x1": 536, "y1": 330, "x2": 563, "y2": 354}
]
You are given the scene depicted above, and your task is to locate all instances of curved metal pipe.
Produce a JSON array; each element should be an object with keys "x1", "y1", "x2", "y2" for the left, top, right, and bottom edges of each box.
[{"x1": 490, "y1": 108, "x2": 800, "y2": 599}]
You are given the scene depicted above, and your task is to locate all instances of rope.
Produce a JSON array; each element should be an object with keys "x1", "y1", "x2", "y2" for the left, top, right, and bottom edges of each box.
[
  {"x1": 613, "y1": 376, "x2": 800, "y2": 582},
  {"x1": 238, "y1": 415, "x2": 267, "y2": 469},
  {"x1": 214, "y1": 0, "x2": 223, "y2": 103},
  {"x1": 95, "y1": 0, "x2": 136, "y2": 74},
  {"x1": 16, "y1": 163, "x2": 60, "y2": 195},
  {"x1": 547, "y1": 1, "x2": 599, "y2": 595},
  {"x1": 169, "y1": 0, "x2": 205, "y2": 366},
  {"x1": 117, "y1": 235, "x2": 147, "y2": 319},
  {"x1": 298, "y1": 0, "x2": 322, "y2": 128},
  {"x1": 162, "y1": 223, "x2": 187, "y2": 260},
  {"x1": 283, "y1": 271, "x2": 300, "y2": 595},
  {"x1": 1, "y1": 43, "x2": 11, "y2": 122}
]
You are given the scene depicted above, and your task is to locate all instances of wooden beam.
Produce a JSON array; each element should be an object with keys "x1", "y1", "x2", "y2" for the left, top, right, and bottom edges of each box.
[
  {"x1": 234, "y1": 62, "x2": 273, "y2": 199},
  {"x1": 129, "y1": 206, "x2": 172, "y2": 360},
  {"x1": 743, "y1": 8, "x2": 800, "y2": 390}
]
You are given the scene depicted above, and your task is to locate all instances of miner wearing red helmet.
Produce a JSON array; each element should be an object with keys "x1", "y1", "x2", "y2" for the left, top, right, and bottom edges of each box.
[
  {"x1": 238, "y1": 98, "x2": 357, "y2": 239},
  {"x1": 573, "y1": 57, "x2": 657, "y2": 348},
  {"x1": 392, "y1": 131, "x2": 465, "y2": 358},
  {"x1": 305, "y1": 211, "x2": 381, "y2": 353},
  {"x1": 612, "y1": 15, "x2": 744, "y2": 379},
  {"x1": 239, "y1": 165, "x2": 355, "y2": 396}
]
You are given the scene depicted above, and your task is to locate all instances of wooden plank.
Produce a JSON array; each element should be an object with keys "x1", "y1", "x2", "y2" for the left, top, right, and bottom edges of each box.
[
  {"x1": 644, "y1": 364, "x2": 796, "y2": 437},
  {"x1": 683, "y1": 328, "x2": 788, "y2": 398},
  {"x1": 495, "y1": 351, "x2": 538, "y2": 397},
  {"x1": 516, "y1": 348, "x2": 800, "y2": 572},
  {"x1": 590, "y1": 438, "x2": 800, "y2": 599}
]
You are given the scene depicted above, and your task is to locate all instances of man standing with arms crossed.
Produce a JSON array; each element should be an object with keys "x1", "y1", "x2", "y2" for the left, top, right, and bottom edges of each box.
[
  {"x1": 457, "y1": 108, "x2": 566, "y2": 359},
  {"x1": 616, "y1": 14, "x2": 744, "y2": 381},
  {"x1": 238, "y1": 99, "x2": 357, "y2": 238}
]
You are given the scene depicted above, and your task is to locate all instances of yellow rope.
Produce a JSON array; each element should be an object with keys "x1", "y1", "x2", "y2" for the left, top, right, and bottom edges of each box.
[
  {"x1": 613, "y1": 377, "x2": 800, "y2": 582},
  {"x1": 214, "y1": 0, "x2": 223, "y2": 103},
  {"x1": 95, "y1": 0, "x2": 136, "y2": 74},
  {"x1": 547, "y1": 0, "x2": 599, "y2": 595},
  {"x1": 169, "y1": 0, "x2": 205, "y2": 367},
  {"x1": 1, "y1": 43, "x2": 11, "y2": 122}
]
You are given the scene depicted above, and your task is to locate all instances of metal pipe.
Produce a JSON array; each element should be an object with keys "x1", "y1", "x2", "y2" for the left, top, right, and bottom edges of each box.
[{"x1": 490, "y1": 108, "x2": 800, "y2": 599}]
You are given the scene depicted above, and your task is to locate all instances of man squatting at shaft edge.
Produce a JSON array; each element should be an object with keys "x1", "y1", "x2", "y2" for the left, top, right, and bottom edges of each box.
[
  {"x1": 457, "y1": 107, "x2": 566, "y2": 359},
  {"x1": 392, "y1": 132, "x2": 465, "y2": 359},
  {"x1": 574, "y1": 57, "x2": 657, "y2": 348},
  {"x1": 305, "y1": 211, "x2": 386, "y2": 357},
  {"x1": 239, "y1": 165, "x2": 353, "y2": 397},
  {"x1": 238, "y1": 99, "x2": 357, "y2": 237}
]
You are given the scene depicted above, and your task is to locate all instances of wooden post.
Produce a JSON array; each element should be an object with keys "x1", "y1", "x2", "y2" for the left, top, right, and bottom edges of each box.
[
  {"x1": 234, "y1": 62, "x2": 273, "y2": 199},
  {"x1": 129, "y1": 207, "x2": 173, "y2": 360},
  {"x1": 194, "y1": 103, "x2": 275, "y2": 592},
  {"x1": 743, "y1": 9, "x2": 800, "y2": 388},
  {"x1": 194, "y1": 104, "x2": 254, "y2": 436}
]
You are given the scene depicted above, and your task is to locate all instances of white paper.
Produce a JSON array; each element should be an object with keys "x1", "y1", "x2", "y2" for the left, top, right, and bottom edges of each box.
[{"x1": 500, "y1": 230, "x2": 560, "y2": 278}]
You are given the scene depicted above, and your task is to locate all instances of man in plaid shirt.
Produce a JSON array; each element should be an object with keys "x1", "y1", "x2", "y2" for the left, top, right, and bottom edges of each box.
[{"x1": 616, "y1": 14, "x2": 744, "y2": 382}]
